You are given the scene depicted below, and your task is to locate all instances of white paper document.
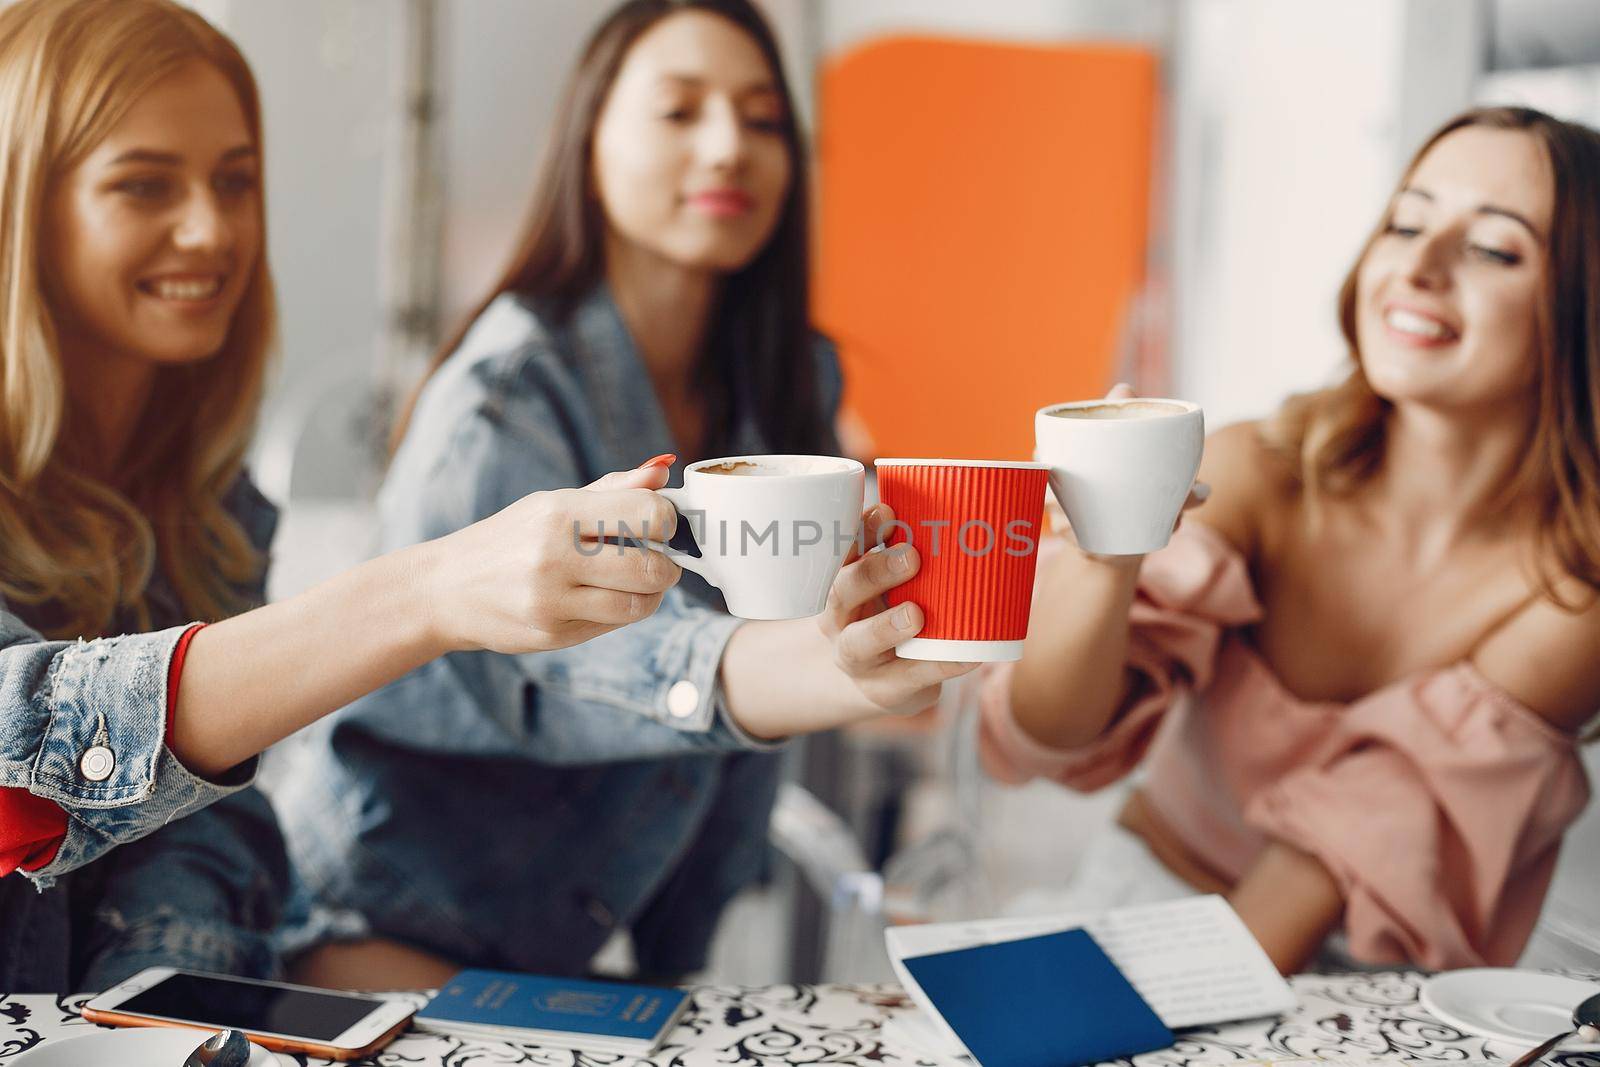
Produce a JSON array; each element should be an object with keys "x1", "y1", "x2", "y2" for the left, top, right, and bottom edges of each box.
[{"x1": 886, "y1": 895, "x2": 1296, "y2": 1031}]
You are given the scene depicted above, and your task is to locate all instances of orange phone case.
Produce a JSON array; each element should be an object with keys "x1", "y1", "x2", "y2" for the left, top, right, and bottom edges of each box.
[{"x1": 80, "y1": 1004, "x2": 412, "y2": 1061}]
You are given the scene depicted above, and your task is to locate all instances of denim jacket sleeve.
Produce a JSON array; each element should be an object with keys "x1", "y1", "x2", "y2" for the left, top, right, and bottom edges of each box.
[
  {"x1": 0, "y1": 613, "x2": 257, "y2": 886},
  {"x1": 381, "y1": 340, "x2": 780, "y2": 763}
]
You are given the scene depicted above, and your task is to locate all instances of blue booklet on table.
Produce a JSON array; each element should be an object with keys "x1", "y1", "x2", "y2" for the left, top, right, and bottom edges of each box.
[
  {"x1": 899, "y1": 928, "x2": 1174, "y2": 1067},
  {"x1": 416, "y1": 969, "x2": 691, "y2": 1054}
]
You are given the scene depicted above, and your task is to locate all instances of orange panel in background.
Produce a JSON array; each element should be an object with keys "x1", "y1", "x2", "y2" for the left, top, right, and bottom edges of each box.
[{"x1": 814, "y1": 37, "x2": 1158, "y2": 462}]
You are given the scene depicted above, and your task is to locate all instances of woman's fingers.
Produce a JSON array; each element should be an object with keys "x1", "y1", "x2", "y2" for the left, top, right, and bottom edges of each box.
[
  {"x1": 570, "y1": 543, "x2": 680, "y2": 594},
  {"x1": 856, "y1": 655, "x2": 982, "y2": 715},
  {"x1": 568, "y1": 488, "x2": 678, "y2": 542},
  {"x1": 1172, "y1": 481, "x2": 1211, "y2": 533},
  {"x1": 824, "y1": 542, "x2": 917, "y2": 633},
  {"x1": 1043, "y1": 493, "x2": 1070, "y2": 535},
  {"x1": 897, "y1": 657, "x2": 983, "y2": 691},
  {"x1": 440, "y1": 467, "x2": 685, "y2": 655},
  {"x1": 828, "y1": 598, "x2": 982, "y2": 713},
  {"x1": 838, "y1": 502, "x2": 895, "y2": 572},
  {"x1": 815, "y1": 506, "x2": 983, "y2": 716},
  {"x1": 834, "y1": 600, "x2": 923, "y2": 670},
  {"x1": 568, "y1": 457, "x2": 679, "y2": 541},
  {"x1": 863, "y1": 502, "x2": 895, "y2": 550},
  {"x1": 583, "y1": 455, "x2": 675, "y2": 492},
  {"x1": 559, "y1": 586, "x2": 667, "y2": 627}
]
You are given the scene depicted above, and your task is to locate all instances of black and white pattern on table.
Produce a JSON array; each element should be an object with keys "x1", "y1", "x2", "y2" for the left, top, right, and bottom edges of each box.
[{"x1": 1, "y1": 973, "x2": 1597, "y2": 1066}]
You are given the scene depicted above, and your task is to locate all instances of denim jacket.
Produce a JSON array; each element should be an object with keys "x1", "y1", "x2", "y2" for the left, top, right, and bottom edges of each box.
[
  {"x1": 0, "y1": 476, "x2": 290, "y2": 991},
  {"x1": 274, "y1": 287, "x2": 842, "y2": 976}
]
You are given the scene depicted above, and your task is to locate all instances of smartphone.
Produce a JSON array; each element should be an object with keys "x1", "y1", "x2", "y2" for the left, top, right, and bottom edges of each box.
[{"x1": 81, "y1": 966, "x2": 415, "y2": 1061}]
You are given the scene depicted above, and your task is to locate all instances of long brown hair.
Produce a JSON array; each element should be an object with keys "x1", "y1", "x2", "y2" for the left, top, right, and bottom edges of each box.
[
  {"x1": 1265, "y1": 106, "x2": 1600, "y2": 607},
  {"x1": 396, "y1": 0, "x2": 824, "y2": 459},
  {"x1": 0, "y1": 0, "x2": 274, "y2": 637}
]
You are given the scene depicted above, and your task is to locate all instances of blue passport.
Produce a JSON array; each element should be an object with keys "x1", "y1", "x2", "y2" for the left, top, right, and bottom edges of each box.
[
  {"x1": 901, "y1": 928, "x2": 1174, "y2": 1067},
  {"x1": 416, "y1": 969, "x2": 691, "y2": 1053}
]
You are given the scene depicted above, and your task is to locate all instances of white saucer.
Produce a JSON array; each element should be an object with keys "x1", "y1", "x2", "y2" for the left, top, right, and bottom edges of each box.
[
  {"x1": 1421, "y1": 970, "x2": 1600, "y2": 1050},
  {"x1": 1240, "y1": 1061, "x2": 1492, "y2": 1067},
  {"x1": 14, "y1": 1027, "x2": 280, "y2": 1066}
]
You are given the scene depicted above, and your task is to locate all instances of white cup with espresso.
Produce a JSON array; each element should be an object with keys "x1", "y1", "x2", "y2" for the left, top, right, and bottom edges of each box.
[
  {"x1": 638, "y1": 454, "x2": 866, "y2": 620},
  {"x1": 1033, "y1": 398, "x2": 1204, "y2": 555}
]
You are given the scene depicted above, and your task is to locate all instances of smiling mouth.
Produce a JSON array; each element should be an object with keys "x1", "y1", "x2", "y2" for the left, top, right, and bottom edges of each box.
[
  {"x1": 688, "y1": 190, "x2": 755, "y2": 217},
  {"x1": 138, "y1": 276, "x2": 225, "y2": 302},
  {"x1": 1384, "y1": 307, "x2": 1458, "y2": 342}
]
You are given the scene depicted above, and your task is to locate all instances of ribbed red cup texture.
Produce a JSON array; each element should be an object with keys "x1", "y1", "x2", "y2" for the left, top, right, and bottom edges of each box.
[{"x1": 877, "y1": 463, "x2": 1048, "y2": 641}]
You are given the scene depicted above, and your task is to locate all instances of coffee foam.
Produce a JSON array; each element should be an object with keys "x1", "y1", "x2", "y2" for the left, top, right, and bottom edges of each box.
[
  {"x1": 697, "y1": 457, "x2": 853, "y2": 477},
  {"x1": 1048, "y1": 400, "x2": 1188, "y2": 420},
  {"x1": 700, "y1": 461, "x2": 768, "y2": 476}
]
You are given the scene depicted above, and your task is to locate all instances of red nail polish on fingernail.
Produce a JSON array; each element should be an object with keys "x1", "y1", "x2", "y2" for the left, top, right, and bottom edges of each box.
[{"x1": 641, "y1": 453, "x2": 676, "y2": 469}]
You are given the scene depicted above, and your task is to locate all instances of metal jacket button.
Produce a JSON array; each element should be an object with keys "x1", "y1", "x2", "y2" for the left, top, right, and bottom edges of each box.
[
  {"x1": 79, "y1": 745, "x2": 115, "y2": 782},
  {"x1": 666, "y1": 680, "x2": 699, "y2": 719}
]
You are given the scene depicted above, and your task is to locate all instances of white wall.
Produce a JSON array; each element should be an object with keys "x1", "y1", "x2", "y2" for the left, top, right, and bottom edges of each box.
[
  {"x1": 817, "y1": 0, "x2": 1170, "y2": 53},
  {"x1": 198, "y1": 1, "x2": 398, "y2": 499},
  {"x1": 203, "y1": 3, "x2": 395, "y2": 389},
  {"x1": 433, "y1": 1, "x2": 604, "y2": 332},
  {"x1": 1480, "y1": 63, "x2": 1600, "y2": 120},
  {"x1": 1490, "y1": 0, "x2": 1600, "y2": 71},
  {"x1": 1168, "y1": 0, "x2": 1482, "y2": 430}
]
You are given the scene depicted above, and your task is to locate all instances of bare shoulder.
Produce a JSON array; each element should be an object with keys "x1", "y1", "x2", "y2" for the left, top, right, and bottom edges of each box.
[
  {"x1": 1473, "y1": 578, "x2": 1600, "y2": 735},
  {"x1": 1190, "y1": 421, "x2": 1298, "y2": 563}
]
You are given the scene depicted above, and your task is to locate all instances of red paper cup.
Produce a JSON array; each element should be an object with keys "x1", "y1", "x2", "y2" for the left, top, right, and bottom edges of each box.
[{"x1": 875, "y1": 459, "x2": 1050, "y2": 662}]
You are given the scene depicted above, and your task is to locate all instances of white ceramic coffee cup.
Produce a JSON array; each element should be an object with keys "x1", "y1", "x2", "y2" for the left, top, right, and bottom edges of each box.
[
  {"x1": 640, "y1": 454, "x2": 866, "y2": 620},
  {"x1": 1034, "y1": 398, "x2": 1204, "y2": 555}
]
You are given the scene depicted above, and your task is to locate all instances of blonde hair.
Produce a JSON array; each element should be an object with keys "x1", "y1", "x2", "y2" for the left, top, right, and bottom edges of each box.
[
  {"x1": 1263, "y1": 107, "x2": 1600, "y2": 611},
  {"x1": 0, "y1": 0, "x2": 274, "y2": 638}
]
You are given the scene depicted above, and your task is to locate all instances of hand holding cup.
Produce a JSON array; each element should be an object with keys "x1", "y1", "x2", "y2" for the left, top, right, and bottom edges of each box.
[
  {"x1": 818, "y1": 503, "x2": 980, "y2": 717},
  {"x1": 422, "y1": 457, "x2": 682, "y2": 655},
  {"x1": 637, "y1": 454, "x2": 865, "y2": 620},
  {"x1": 1042, "y1": 384, "x2": 1209, "y2": 560},
  {"x1": 1035, "y1": 384, "x2": 1206, "y2": 557}
]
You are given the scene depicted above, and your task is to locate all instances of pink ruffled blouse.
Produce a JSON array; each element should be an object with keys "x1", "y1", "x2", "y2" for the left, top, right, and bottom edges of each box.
[{"x1": 980, "y1": 520, "x2": 1592, "y2": 969}]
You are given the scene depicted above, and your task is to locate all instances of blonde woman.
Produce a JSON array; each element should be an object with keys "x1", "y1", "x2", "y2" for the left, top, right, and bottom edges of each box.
[
  {"x1": 984, "y1": 106, "x2": 1599, "y2": 973},
  {"x1": 0, "y1": 0, "x2": 693, "y2": 992}
]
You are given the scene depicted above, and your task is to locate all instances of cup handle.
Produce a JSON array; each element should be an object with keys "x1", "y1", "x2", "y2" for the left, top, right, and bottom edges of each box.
[{"x1": 636, "y1": 486, "x2": 718, "y2": 588}]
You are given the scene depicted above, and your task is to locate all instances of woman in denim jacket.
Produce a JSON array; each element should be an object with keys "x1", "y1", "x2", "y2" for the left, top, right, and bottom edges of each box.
[
  {"x1": 0, "y1": 0, "x2": 688, "y2": 991},
  {"x1": 278, "y1": 0, "x2": 979, "y2": 988}
]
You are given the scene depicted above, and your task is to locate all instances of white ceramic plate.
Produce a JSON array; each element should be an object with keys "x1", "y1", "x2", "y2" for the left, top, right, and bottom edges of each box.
[
  {"x1": 1242, "y1": 1061, "x2": 1493, "y2": 1067},
  {"x1": 1238, "y1": 1060, "x2": 1492, "y2": 1067},
  {"x1": 1421, "y1": 969, "x2": 1600, "y2": 1051},
  {"x1": 13, "y1": 1027, "x2": 280, "y2": 1066}
]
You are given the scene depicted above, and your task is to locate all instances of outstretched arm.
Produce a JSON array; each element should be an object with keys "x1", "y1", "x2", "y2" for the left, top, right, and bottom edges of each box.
[
  {"x1": 173, "y1": 462, "x2": 680, "y2": 777},
  {"x1": 721, "y1": 503, "x2": 980, "y2": 739}
]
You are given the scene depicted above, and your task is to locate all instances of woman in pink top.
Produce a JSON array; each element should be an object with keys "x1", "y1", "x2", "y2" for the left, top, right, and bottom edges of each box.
[{"x1": 982, "y1": 106, "x2": 1599, "y2": 974}]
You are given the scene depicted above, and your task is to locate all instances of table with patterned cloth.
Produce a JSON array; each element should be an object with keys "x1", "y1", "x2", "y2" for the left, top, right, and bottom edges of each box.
[{"x1": 1, "y1": 973, "x2": 1597, "y2": 1066}]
